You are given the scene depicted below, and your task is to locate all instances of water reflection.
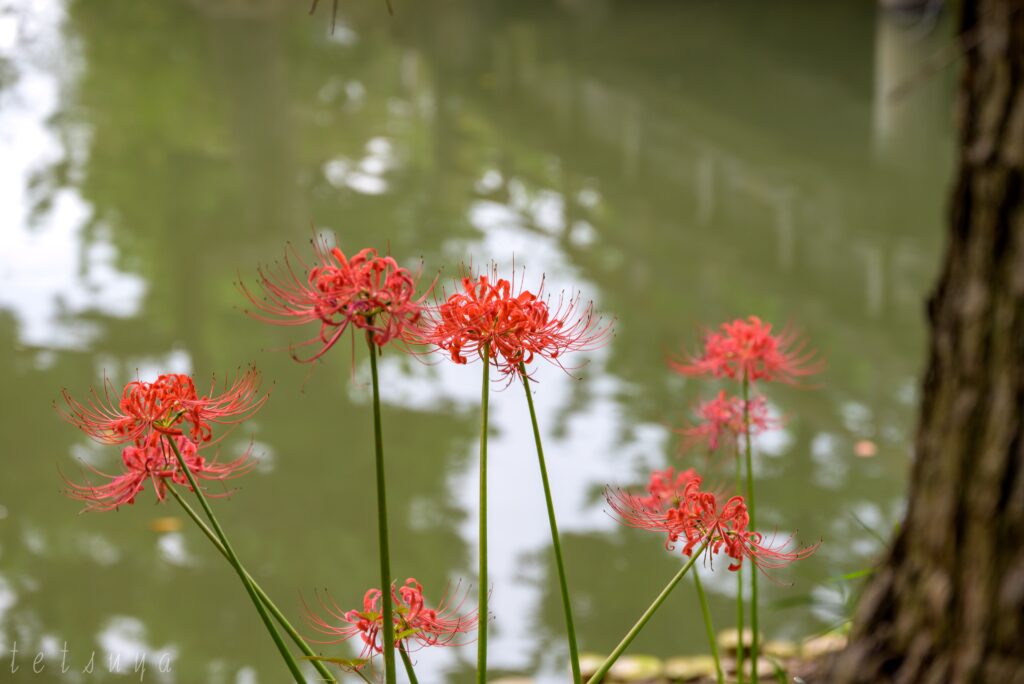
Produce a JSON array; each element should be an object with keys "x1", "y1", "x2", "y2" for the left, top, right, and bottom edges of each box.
[
  {"x1": 0, "y1": 0, "x2": 145, "y2": 350},
  {"x1": 0, "y1": 0, "x2": 951, "y2": 681}
]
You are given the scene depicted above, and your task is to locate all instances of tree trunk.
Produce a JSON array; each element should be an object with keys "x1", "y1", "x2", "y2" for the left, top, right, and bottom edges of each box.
[{"x1": 827, "y1": 2, "x2": 1024, "y2": 682}]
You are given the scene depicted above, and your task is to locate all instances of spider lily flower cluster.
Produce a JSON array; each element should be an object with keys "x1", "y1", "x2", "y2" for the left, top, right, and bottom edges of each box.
[
  {"x1": 678, "y1": 390, "x2": 774, "y2": 452},
  {"x1": 62, "y1": 433, "x2": 253, "y2": 512},
  {"x1": 55, "y1": 231, "x2": 823, "y2": 684},
  {"x1": 239, "y1": 237, "x2": 427, "y2": 361},
  {"x1": 58, "y1": 368, "x2": 335, "y2": 683},
  {"x1": 305, "y1": 578, "x2": 478, "y2": 663},
  {"x1": 606, "y1": 470, "x2": 818, "y2": 574},
  {"x1": 671, "y1": 315, "x2": 821, "y2": 385},
  {"x1": 643, "y1": 315, "x2": 824, "y2": 684},
  {"x1": 417, "y1": 267, "x2": 611, "y2": 381},
  {"x1": 58, "y1": 368, "x2": 267, "y2": 445},
  {"x1": 58, "y1": 368, "x2": 268, "y2": 510}
]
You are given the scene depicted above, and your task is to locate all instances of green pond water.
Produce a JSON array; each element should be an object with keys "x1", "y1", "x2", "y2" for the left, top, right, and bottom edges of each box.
[{"x1": 0, "y1": 0, "x2": 954, "y2": 681}]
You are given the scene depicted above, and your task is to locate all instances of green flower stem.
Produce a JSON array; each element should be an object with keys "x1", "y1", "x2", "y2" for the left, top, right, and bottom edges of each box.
[
  {"x1": 399, "y1": 646, "x2": 420, "y2": 684},
  {"x1": 734, "y1": 446, "x2": 745, "y2": 684},
  {"x1": 742, "y1": 375, "x2": 759, "y2": 679},
  {"x1": 165, "y1": 485, "x2": 337, "y2": 683},
  {"x1": 163, "y1": 436, "x2": 306, "y2": 683},
  {"x1": 587, "y1": 543, "x2": 707, "y2": 684},
  {"x1": 692, "y1": 568, "x2": 723, "y2": 684},
  {"x1": 477, "y1": 342, "x2": 491, "y2": 684},
  {"x1": 519, "y1": 364, "x2": 581, "y2": 684},
  {"x1": 366, "y1": 332, "x2": 397, "y2": 684}
]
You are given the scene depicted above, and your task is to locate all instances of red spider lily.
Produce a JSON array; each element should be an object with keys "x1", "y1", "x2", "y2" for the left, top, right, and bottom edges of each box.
[
  {"x1": 607, "y1": 474, "x2": 817, "y2": 574},
  {"x1": 62, "y1": 433, "x2": 255, "y2": 512},
  {"x1": 636, "y1": 467, "x2": 700, "y2": 509},
  {"x1": 305, "y1": 578, "x2": 478, "y2": 666},
  {"x1": 671, "y1": 316, "x2": 821, "y2": 384},
  {"x1": 679, "y1": 390, "x2": 774, "y2": 451},
  {"x1": 690, "y1": 496, "x2": 820, "y2": 574},
  {"x1": 418, "y1": 265, "x2": 611, "y2": 380},
  {"x1": 239, "y1": 235, "x2": 428, "y2": 361},
  {"x1": 57, "y1": 367, "x2": 268, "y2": 445},
  {"x1": 605, "y1": 472, "x2": 705, "y2": 549},
  {"x1": 182, "y1": 367, "x2": 270, "y2": 442}
]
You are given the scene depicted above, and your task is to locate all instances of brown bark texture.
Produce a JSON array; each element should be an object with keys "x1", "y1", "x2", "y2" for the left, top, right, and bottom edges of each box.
[{"x1": 828, "y1": 2, "x2": 1024, "y2": 682}]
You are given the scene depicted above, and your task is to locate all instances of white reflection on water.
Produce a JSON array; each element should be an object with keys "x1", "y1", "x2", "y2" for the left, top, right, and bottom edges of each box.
[
  {"x1": 97, "y1": 616, "x2": 176, "y2": 681},
  {"x1": 840, "y1": 401, "x2": 874, "y2": 436},
  {"x1": 21, "y1": 524, "x2": 46, "y2": 555},
  {"x1": 0, "y1": 0, "x2": 145, "y2": 350},
  {"x1": 77, "y1": 532, "x2": 121, "y2": 567},
  {"x1": 322, "y1": 136, "x2": 394, "y2": 196},
  {"x1": 157, "y1": 533, "x2": 193, "y2": 568},
  {"x1": 0, "y1": 12, "x2": 17, "y2": 52},
  {"x1": 244, "y1": 440, "x2": 276, "y2": 475},
  {"x1": 235, "y1": 665, "x2": 258, "y2": 684},
  {"x1": 0, "y1": 573, "x2": 17, "y2": 644},
  {"x1": 127, "y1": 350, "x2": 194, "y2": 384},
  {"x1": 811, "y1": 432, "x2": 847, "y2": 490}
]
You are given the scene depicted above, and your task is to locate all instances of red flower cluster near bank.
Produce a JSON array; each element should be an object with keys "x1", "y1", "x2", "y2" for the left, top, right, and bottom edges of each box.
[
  {"x1": 419, "y1": 266, "x2": 611, "y2": 380},
  {"x1": 58, "y1": 368, "x2": 267, "y2": 445},
  {"x1": 62, "y1": 433, "x2": 254, "y2": 512},
  {"x1": 679, "y1": 390, "x2": 774, "y2": 451},
  {"x1": 672, "y1": 315, "x2": 820, "y2": 385},
  {"x1": 306, "y1": 578, "x2": 478, "y2": 665},
  {"x1": 240, "y1": 237, "x2": 427, "y2": 361},
  {"x1": 607, "y1": 469, "x2": 817, "y2": 574},
  {"x1": 57, "y1": 369, "x2": 266, "y2": 510}
]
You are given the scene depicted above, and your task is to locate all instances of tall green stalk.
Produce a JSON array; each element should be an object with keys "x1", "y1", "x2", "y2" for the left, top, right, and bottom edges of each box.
[
  {"x1": 692, "y1": 568, "x2": 723, "y2": 684},
  {"x1": 587, "y1": 543, "x2": 707, "y2": 684},
  {"x1": 519, "y1": 365, "x2": 581, "y2": 684},
  {"x1": 399, "y1": 646, "x2": 420, "y2": 684},
  {"x1": 165, "y1": 485, "x2": 337, "y2": 684},
  {"x1": 742, "y1": 374, "x2": 759, "y2": 680},
  {"x1": 735, "y1": 447, "x2": 746, "y2": 684},
  {"x1": 163, "y1": 436, "x2": 306, "y2": 683},
  {"x1": 366, "y1": 331, "x2": 396, "y2": 684},
  {"x1": 477, "y1": 342, "x2": 491, "y2": 684}
]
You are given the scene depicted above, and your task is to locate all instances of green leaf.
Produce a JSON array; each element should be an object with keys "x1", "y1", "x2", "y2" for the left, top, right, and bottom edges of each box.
[
  {"x1": 826, "y1": 567, "x2": 876, "y2": 583},
  {"x1": 394, "y1": 627, "x2": 422, "y2": 642}
]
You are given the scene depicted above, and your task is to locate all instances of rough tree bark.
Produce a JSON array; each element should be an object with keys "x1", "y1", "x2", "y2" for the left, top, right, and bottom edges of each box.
[{"x1": 828, "y1": 2, "x2": 1024, "y2": 682}]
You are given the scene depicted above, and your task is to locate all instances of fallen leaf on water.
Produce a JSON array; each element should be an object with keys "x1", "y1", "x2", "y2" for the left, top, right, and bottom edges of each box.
[
  {"x1": 854, "y1": 440, "x2": 878, "y2": 457},
  {"x1": 149, "y1": 517, "x2": 182, "y2": 533}
]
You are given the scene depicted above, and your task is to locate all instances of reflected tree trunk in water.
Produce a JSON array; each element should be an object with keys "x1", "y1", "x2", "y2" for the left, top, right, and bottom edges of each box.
[{"x1": 829, "y1": 1, "x2": 1024, "y2": 682}]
